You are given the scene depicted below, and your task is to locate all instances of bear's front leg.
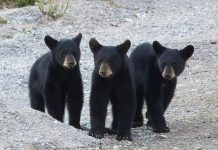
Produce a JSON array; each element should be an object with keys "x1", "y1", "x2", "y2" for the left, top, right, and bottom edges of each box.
[
  {"x1": 146, "y1": 82, "x2": 169, "y2": 133},
  {"x1": 146, "y1": 102, "x2": 169, "y2": 133},
  {"x1": 67, "y1": 84, "x2": 83, "y2": 129},
  {"x1": 43, "y1": 87, "x2": 65, "y2": 122},
  {"x1": 115, "y1": 90, "x2": 136, "y2": 141},
  {"x1": 162, "y1": 79, "x2": 177, "y2": 113},
  {"x1": 89, "y1": 78, "x2": 110, "y2": 139},
  {"x1": 116, "y1": 106, "x2": 134, "y2": 141}
]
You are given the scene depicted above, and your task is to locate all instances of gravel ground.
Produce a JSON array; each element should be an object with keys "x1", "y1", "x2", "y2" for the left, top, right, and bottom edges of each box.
[{"x1": 0, "y1": 0, "x2": 217, "y2": 149}]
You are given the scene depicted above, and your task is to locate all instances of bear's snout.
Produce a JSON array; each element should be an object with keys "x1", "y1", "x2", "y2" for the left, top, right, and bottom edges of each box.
[
  {"x1": 162, "y1": 65, "x2": 175, "y2": 80},
  {"x1": 99, "y1": 62, "x2": 113, "y2": 78},
  {"x1": 63, "y1": 55, "x2": 77, "y2": 69}
]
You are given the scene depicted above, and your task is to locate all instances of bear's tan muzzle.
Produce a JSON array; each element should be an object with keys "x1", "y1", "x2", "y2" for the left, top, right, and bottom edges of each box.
[
  {"x1": 63, "y1": 55, "x2": 77, "y2": 69},
  {"x1": 99, "y1": 62, "x2": 113, "y2": 78},
  {"x1": 162, "y1": 65, "x2": 175, "y2": 80}
]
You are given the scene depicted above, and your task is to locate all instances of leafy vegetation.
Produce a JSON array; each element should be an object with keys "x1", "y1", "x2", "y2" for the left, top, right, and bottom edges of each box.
[
  {"x1": 0, "y1": 0, "x2": 35, "y2": 8},
  {"x1": 16, "y1": 0, "x2": 35, "y2": 7},
  {"x1": 0, "y1": 16, "x2": 7, "y2": 24},
  {"x1": 36, "y1": 0, "x2": 69, "y2": 19}
]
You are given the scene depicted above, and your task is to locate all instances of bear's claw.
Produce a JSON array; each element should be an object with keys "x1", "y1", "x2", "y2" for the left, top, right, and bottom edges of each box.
[
  {"x1": 88, "y1": 130, "x2": 104, "y2": 139},
  {"x1": 116, "y1": 134, "x2": 132, "y2": 141}
]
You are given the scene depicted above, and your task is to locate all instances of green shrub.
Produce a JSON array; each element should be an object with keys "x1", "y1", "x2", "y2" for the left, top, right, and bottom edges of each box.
[
  {"x1": 0, "y1": 0, "x2": 35, "y2": 8},
  {"x1": 36, "y1": 0, "x2": 69, "y2": 19},
  {"x1": 16, "y1": 0, "x2": 35, "y2": 7}
]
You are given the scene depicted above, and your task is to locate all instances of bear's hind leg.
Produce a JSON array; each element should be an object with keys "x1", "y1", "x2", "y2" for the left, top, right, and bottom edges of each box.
[
  {"x1": 107, "y1": 93, "x2": 118, "y2": 135},
  {"x1": 30, "y1": 90, "x2": 45, "y2": 112},
  {"x1": 145, "y1": 110, "x2": 152, "y2": 128},
  {"x1": 44, "y1": 91, "x2": 65, "y2": 123},
  {"x1": 132, "y1": 87, "x2": 144, "y2": 128}
]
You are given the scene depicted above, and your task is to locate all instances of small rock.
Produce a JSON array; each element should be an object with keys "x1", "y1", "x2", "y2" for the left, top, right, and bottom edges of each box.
[
  {"x1": 136, "y1": 13, "x2": 141, "y2": 17},
  {"x1": 202, "y1": 133, "x2": 211, "y2": 138},
  {"x1": 113, "y1": 145, "x2": 120, "y2": 150},
  {"x1": 125, "y1": 18, "x2": 133, "y2": 22},
  {"x1": 110, "y1": 23, "x2": 118, "y2": 27},
  {"x1": 50, "y1": 145, "x2": 56, "y2": 149},
  {"x1": 194, "y1": 144, "x2": 203, "y2": 150},
  {"x1": 160, "y1": 134, "x2": 167, "y2": 138}
]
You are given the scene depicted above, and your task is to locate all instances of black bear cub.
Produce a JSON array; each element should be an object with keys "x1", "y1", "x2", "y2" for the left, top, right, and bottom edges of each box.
[
  {"x1": 29, "y1": 33, "x2": 83, "y2": 129},
  {"x1": 88, "y1": 38, "x2": 136, "y2": 141},
  {"x1": 130, "y1": 41, "x2": 194, "y2": 133}
]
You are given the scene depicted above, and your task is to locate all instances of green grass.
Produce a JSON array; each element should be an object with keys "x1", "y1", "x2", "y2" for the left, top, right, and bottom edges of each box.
[
  {"x1": 16, "y1": 0, "x2": 35, "y2": 7},
  {"x1": 2, "y1": 32, "x2": 13, "y2": 39},
  {"x1": 106, "y1": 0, "x2": 115, "y2": 6}
]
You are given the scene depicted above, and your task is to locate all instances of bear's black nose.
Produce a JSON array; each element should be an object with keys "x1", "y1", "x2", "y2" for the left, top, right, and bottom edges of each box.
[
  {"x1": 164, "y1": 75, "x2": 171, "y2": 80},
  {"x1": 99, "y1": 71, "x2": 106, "y2": 76},
  {"x1": 69, "y1": 61, "x2": 75, "y2": 67}
]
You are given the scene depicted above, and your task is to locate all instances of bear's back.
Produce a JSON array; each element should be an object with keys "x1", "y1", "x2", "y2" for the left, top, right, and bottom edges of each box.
[
  {"x1": 125, "y1": 55, "x2": 135, "y2": 83},
  {"x1": 130, "y1": 43, "x2": 158, "y2": 86},
  {"x1": 130, "y1": 42, "x2": 156, "y2": 68}
]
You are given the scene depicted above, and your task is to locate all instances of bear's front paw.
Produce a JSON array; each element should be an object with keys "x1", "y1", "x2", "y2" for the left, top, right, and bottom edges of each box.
[
  {"x1": 152, "y1": 127, "x2": 170, "y2": 133},
  {"x1": 132, "y1": 121, "x2": 143, "y2": 128},
  {"x1": 88, "y1": 130, "x2": 104, "y2": 139},
  {"x1": 116, "y1": 133, "x2": 132, "y2": 141}
]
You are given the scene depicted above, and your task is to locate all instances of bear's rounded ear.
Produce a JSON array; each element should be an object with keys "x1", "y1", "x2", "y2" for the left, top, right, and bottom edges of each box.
[
  {"x1": 153, "y1": 41, "x2": 165, "y2": 55},
  {"x1": 73, "y1": 33, "x2": 82, "y2": 46},
  {"x1": 180, "y1": 45, "x2": 194, "y2": 61},
  {"x1": 44, "y1": 35, "x2": 58, "y2": 51},
  {"x1": 117, "y1": 39, "x2": 131, "y2": 54},
  {"x1": 89, "y1": 38, "x2": 102, "y2": 54}
]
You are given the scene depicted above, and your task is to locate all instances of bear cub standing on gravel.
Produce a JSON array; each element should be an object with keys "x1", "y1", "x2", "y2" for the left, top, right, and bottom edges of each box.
[
  {"x1": 29, "y1": 33, "x2": 83, "y2": 129},
  {"x1": 88, "y1": 38, "x2": 136, "y2": 141},
  {"x1": 130, "y1": 41, "x2": 194, "y2": 133}
]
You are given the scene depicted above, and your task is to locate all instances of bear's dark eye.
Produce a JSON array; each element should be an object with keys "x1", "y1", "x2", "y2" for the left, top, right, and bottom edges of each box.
[
  {"x1": 98, "y1": 59, "x2": 103, "y2": 64},
  {"x1": 60, "y1": 51, "x2": 66, "y2": 58},
  {"x1": 72, "y1": 51, "x2": 76, "y2": 56},
  {"x1": 108, "y1": 59, "x2": 112, "y2": 64},
  {"x1": 162, "y1": 63, "x2": 166, "y2": 68},
  {"x1": 172, "y1": 62, "x2": 176, "y2": 67}
]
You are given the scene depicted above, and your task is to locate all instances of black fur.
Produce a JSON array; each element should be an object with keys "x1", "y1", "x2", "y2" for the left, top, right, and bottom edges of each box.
[
  {"x1": 130, "y1": 41, "x2": 194, "y2": 133},
  {"x1": 29, "y1": 33, "x2": 83, "y2": 129},
  {"x1": 88, "y1": 38, "x2": 136, "y2": 141}
]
